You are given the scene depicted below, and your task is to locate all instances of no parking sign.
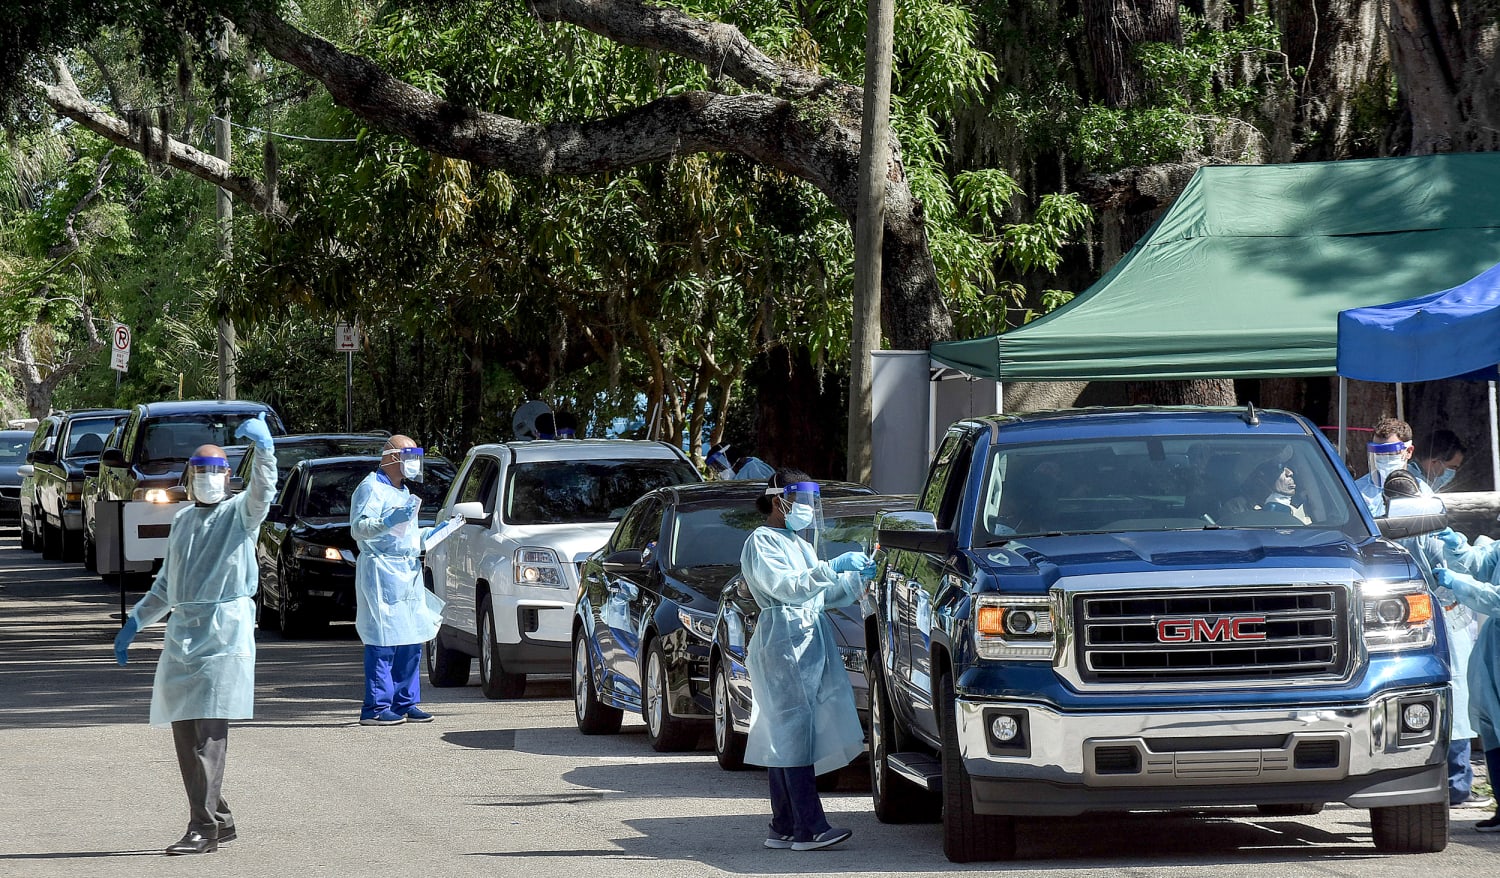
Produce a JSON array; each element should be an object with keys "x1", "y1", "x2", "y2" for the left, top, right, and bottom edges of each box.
[{"x1": 110, "y1": 323, "x2": 131, "y2": 372}]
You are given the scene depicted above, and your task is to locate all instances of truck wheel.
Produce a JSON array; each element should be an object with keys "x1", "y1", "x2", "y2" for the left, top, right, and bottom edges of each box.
[
  {"x1": 939, "y1": 671, "x2": 1016, "y2": 862},
  {"x1": 60, "y1": 526, "x2": 81, "y2": 562},
  {"x1": 1370, "y1": 802, "x2": 1448, "y2": 853},
  {"x1": 19, "y1": 516, "x2": 33, "y2": 551},
  {"x1": 644, "y1": 638, "x2": 700, "y2": 752},
  {"x1": 40, "y1": 518, "x2": 62, "y2": 561},
  {"x1": 573, "y1": 631, "x2": 622, "y2": 734},
  {"x1": 277, "y1": 566, "x2": 327, "y2": 639},
  {"x1": 712, "y1": 659, "x2": 748, "y2": 770},
  {"x1": 82, "y1": 531, "x2": 95, "y2": 570},
  {"x1": 869, "y1": 660, "x2": 940, "y2": 823},
  {"x1": 1257, "y1": 803, "x2": 1324, "y2": 816},
  {"x1": 426, "y1": 629, "x2": 472, "y2": 688},
  {"x1": 478, "y1": 595, "x2": 526, "y2": 699}
]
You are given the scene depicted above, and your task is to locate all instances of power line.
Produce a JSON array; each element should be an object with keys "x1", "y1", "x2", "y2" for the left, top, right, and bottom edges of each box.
[{"x1": 209, "y1": 114, "x2": 359, "y2": 143}]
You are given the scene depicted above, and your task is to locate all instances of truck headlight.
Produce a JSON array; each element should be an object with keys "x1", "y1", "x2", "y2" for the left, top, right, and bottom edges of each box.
[
  {"x1": 974, "y1": 594, "x2": 1056, "y2": 660},
  {"x1": 1360, "y1": 580, "x2": 1436, "y2": 652},
  {"x1": 677, "y1": 607, "x2": 715, "y2": 641},
  {"x1": 137, "y1": 488, "x2": 173, "y2": 503},
  {"x1": 515, "y1": 547, "x2": 567, "y2": 588}
]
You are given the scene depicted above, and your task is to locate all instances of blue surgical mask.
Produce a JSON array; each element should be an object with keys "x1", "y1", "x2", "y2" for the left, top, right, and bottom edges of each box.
[
  {"x1": 784, "y1": 502, "x2": 815, "y2": 531},
  {"x1": 1432, "y1": 468, "x2": 1456, "y2": 492}
]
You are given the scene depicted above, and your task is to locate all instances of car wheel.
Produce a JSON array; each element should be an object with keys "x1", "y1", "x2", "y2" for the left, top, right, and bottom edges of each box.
[
  {"x1": 19, "y1": 515, "x2": 33, "y2": 551},
  {"x1": 644, "y1": 638, "x2": 700, "y2": 752},
  {"x1": 82, "y1": 530, "x2": 95, "y2": 571},
  {"x1": 939, "y1": 671, "x2": 1016, "y2": 862},
  {"x1": 712, "y1": 659, "x2": 748, "y2": 770},
  {"x1": 1370, "y1": 802, "x2": 1448, "y2": 853},
  {"x1": 277, "y1": 563, "x2": 326, "y2": 639},
  {"x1": 426, "y1": 629, "x2": 472, "y2": 687},
  {"x1": 573, "y1": 630, "x2": 623, "y2": 734},
  {"x1": 40, "y1": 517, "x2": 62, "y2": 561},
  {"x1": 478, "y1": 595, "x2": 526, "y2": 699},
  {"x1": 60, "y1": 526, "x2": 81, "y2": 562},
  {"x1": 869, "y1": 659, "x2": 939, "y2": 823}
]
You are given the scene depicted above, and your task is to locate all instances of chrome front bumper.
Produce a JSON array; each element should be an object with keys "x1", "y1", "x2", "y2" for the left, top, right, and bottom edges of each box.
[{"x1": 957, "y1": 687, "x2": 1449, "y2": 815}]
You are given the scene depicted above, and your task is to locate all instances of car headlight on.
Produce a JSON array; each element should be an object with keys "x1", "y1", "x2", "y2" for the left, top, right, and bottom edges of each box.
[
  {"x1": 974, "y1": 594, "x2": 1056, "y2": 660},
  {"x1": 838, "y1": 645, "x2": 866, "y2": 675},
  {"x1": 139, "y1": 488, "x2": 173, "y2": 503},
  {"x1": 515, "y1": 547, "x2": 567, "y2": 588},
  {"x1": 1361, "y1": 579, "x2": 1435, "y2": 651},
  {"x1": 293, "y1": 540, "x2": 355, "y2": 564},
  {"x1": 677, "y1": 606, "x2": 715, "y2": 641}
]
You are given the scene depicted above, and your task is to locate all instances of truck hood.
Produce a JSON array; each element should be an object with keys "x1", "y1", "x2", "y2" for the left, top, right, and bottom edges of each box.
[
  {"x1": 969, "y1": 528, "x2": 1411, "y2": 585},
  {"x1": 495, "y1": 522, "x2": 617, "y2": 564}
]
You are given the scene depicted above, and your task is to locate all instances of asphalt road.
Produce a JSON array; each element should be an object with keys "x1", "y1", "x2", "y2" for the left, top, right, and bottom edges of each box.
[{"x1": 2, "y1": 523, "x2": 1498, "y2": 877}]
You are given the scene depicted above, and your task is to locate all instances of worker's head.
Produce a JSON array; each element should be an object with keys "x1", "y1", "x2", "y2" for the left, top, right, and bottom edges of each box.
[
  {"x1": 187, "y1": 444, "x2": 230, "y2": 505},
  {"x1": 380, "y1": 435, "x2": 422, "y2": 486},
  {"x1": 1367, "y1": 417, "x2": 1414, "y2": 486},
  {"x1": 1416, "y1": 428, "x2": 1466, "y2": 490}
]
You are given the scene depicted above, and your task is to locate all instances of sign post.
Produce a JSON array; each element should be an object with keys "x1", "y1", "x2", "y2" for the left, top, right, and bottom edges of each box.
[
  {"x1": 109, "y1": 323, "x2": 131, "y2": 397},
  {"x1": 334, "y1": 323, "x2": 360, "y2": 431}
]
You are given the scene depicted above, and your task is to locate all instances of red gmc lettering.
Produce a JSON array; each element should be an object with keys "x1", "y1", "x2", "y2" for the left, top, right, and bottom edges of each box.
[{"x1": 1156, "y1": 617, "x2": 1267, "y2": 643}]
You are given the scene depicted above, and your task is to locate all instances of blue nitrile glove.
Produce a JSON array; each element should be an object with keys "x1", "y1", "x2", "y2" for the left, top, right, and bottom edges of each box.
[
  {"x1": 860, "y1": 560, "x2": 878, "y2": 581},
  {"x1": 1437, "y1": 528, "x2": 1465, "y2": 550},
  {"x1": 1435, "y1": 567, "x2": 1459, "y2": 590},
  {"x1": 383, "y1": 503, "x2": 416, "y2": 529},
  {"x1": 831, "y1": 551, "x2": 872, "y2": 574},
  {"x1": 234, "y1": 412, "x2": 275, "y2": 451},
  {"x1": 114, "y1": 616, "x2": 140, "y2": 666}
]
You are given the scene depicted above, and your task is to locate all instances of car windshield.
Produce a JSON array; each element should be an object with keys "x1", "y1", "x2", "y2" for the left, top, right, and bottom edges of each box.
[
  {"x1": 298, "y1": 459, "x2": 455, "y2": 520},
  {"x1": 819, "y1": 513, "x2": 876, "y2": 560},
  {"x1": 668, "y1": 505, "x2": 765, "y2": 570},
  {"x1": 0, "y1": 436, "x2": 29, "y2": 462},
  {"x1": 257, "y1": 438, "x2": 388, "y2": 486},
  {"x1": 503, "y1": 459, "x2": 697, "y2": 525},
  {"x1": 64, "y1": 418, "x2": 117, "y2": 458},
  {"x1": 973, "y1": 434, "x2": 1364, "y2": 543},
  {"x1": 138, "y1": 412, "x2": 279, "y2": 464}
]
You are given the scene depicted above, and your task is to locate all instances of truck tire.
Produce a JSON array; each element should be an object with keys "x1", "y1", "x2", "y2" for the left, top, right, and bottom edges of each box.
[
  {"x1": 869, "y1": 660, "x2": 940, "y2": 823},
  {"x1": 712, "y1": 658, "x2": 748, "y2": 770},
  {"x1": 82, "y1": 530, "x2": 95, "y2": 570},
  {"x1": 60, "y1": 526, "x2": 81, "y2": 562},
  {"x1": 1370, "y1": 802, "x2": 1448, "y2": 853},
  {"x1": 939, "y1": 671, "x2": 1017, "y2": 862},
  {"x1": 573, "y1": 631, "x2": 623, "y2": 734},
  {"x1": 40, "y1": 517, "x2": 62, "y2": 561},
  {"x1": 644, "y1": 638, "x2": 700, "y2": 752},
  {"x1": 478, "y1": 595, "x2": 526, "y2": 699},
  {"x1": 19, "y1": 515, "x2": 33, "y2": 551},
  {"x1": 1257, "y1": 803, "x2": 1324, "y2": 816},
  {"x1": 426, "y1": 629, "x2": 472, "y2": 688}
]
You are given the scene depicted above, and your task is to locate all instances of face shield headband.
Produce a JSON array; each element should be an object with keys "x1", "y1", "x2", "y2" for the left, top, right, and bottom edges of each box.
[
  {"x1": 384, "y1": 446, "x2": 425, "y2": 482},
  {"x1": 187, "y1": 455, "x2": 229, "y2": 504},
  {"x1": 1367, "y1": 440, "x2": 1409, "y2": 488}
]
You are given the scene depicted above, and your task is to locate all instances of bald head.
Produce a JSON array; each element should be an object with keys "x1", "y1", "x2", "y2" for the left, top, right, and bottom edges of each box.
[
  {"x1": 380, "y1": 434, "x2": 417, "y2": 486},
  {"x1": 193, "y1": 444, "x2": 226, "y2": 460}
]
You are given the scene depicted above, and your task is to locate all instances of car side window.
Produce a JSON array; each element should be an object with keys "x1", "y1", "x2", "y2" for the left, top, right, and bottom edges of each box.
[
  {"x1": 455, "y1": 457, "x2": 498, "y2": 510},
  {"x1": 921, "y1": 433, "x2": 964, "y2": 517},
  {"x1": 610, "y1": 499, "x2": 654, "y2": 552},
  {"x1": 628, "y1": 501, "x2": 665, "y2": 553},
  {"x1": 278, "y1": 470, "x2": 303, "y2": 513}
]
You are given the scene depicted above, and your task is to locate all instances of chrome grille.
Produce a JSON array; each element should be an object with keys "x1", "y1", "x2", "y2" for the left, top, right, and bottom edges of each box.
[{"x1": 1076, "y1": 586, "x2": 1346, "y2": 683}]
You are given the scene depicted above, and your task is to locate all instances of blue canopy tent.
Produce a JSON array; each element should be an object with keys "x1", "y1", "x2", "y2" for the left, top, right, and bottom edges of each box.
[{"x1": 1337, "y1": 261, "x2": 1500, "y2": 489}]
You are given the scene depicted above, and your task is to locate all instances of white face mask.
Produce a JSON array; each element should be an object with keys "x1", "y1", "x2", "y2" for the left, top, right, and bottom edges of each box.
[
  {"x1": 401, "y1": 458, "x2": 423, "y2": 482},
  {"x1": 784, "y1": 502, "x2": 815, "y2": 531},
  {"x1": 192, "y1": 472, "x2": 228, "y2": 504}
]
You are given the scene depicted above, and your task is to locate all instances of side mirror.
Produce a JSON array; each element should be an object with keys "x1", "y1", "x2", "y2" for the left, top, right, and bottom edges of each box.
[
  {"x1": 228, "y1": 477, "x2": 245, "y2": 494},
  {"x1": 876, "y1": 509, "x2": 956, "y2": 556},
  {"x1": 81, "y1": 462, "x2": 99, "y2": 478},
  {"x1": 166, "y1": 486, "x2": 189, "y2": 502},
  {"x1": 266, "y1": 503, "x2": 285, "y2": 523},
  {"x1": 603, "y1": 548, "x2": 647, "y2": 575},
  {"x1": 29, "y1": 449, "x2": 55, "y2": 465},
  {"x1": 100, "y1": 448, "x2": 127, "y2": 468},
  {"x1": 452, "y1": 500, "x2": 491, "y2": 527},
  {"x1": 17, "y1": 464, "x2": 34, "y2": 478},
  {"x1": 1377, "y1": 513, "x2": 1450, "y2": 541}
]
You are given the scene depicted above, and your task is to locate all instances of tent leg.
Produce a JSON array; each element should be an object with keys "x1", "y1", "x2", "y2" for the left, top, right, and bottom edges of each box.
[
  {"x1": 928, "y1": 362, "x2": 938, "y2": 468},
  {"x1": 996, "y1": 381, "x2": 1004, "y2": 415},
  {"x1": 1490, "y1": 381, "x2": 1499, "y2": 492},
  {"x1": 1337, "y1": 377, "x2": 1349, "y2": 462},
  {"x1": 1395, "y1": 382, "x2": 1405, "y2": 422}
]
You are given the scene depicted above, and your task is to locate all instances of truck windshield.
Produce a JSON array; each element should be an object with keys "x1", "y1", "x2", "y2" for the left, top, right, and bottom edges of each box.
[
  {"x1": 64, "y1": 418, "x2": 117, "y2": 459},
  {"x1": 138, "y1": 412, "x2": 281, "y2": 465},
  {"x1": 504, "y1": 459, "x2": 697, "y2": 525},
  {"x1": 973, "y1": 434, "x2": 1364, "y2": 542}
]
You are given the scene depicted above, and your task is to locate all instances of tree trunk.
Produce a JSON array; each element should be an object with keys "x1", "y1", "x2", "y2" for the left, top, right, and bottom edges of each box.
[
  {"x1": 1277, "y1": 0, "x2": 1384, "y2": 160},
  {"x1": 752, "y1": 346, "x2": 846, "y2": 479},
  {"x1": 1081, "y1": 0, "x2": 1182, "y2": 107},
  {"x1": 1388, "y1": 0, "x2": 1500, "y2": 153},
  {"x1": 460, "y1": 333, "x2": 483, "y2": 453},
  {"x1": 1126, "y1": 379, "x2": 1237, "y2": 405}
]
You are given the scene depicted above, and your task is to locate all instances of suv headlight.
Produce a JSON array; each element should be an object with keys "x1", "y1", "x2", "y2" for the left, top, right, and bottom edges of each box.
[
  {"x1": 1361, "y1": 579, "x2": 1435, "y2": 652},
  {"x1": 135, "y1": 488, "x2": 173, "y2": 503},
  {"x1": 677, "y1": 606, "x2": 715, "y2": 641},
  {"x1": 974, "y1": 594, "x2": 1056, "y2": 660},
  {"x1": 515, "y1": 547, "x2": 567, "y2": 588}
]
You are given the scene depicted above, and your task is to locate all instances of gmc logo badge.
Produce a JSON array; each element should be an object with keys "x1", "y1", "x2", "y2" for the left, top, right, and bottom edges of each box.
[{"x1": 1156, "y1": 616, "x2": 1267, "y2": 643}]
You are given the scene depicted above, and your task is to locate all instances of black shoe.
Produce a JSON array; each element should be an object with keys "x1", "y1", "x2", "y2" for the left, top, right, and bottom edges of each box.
[
  {"x1": 166, "y1": 830, "x2": 219, "y2": 855},
  {"x1": 217, "y1": 824, "x2": 236, "y2": 843},
  {"x1": 1476, "y1": 814, "x2": 1500, "y2": 833}
]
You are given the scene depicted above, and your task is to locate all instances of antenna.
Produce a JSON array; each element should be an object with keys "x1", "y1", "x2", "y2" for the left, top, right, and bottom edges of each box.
[{"x1": 1242, "y1": 402, "x2": 1260, "y2": 426}]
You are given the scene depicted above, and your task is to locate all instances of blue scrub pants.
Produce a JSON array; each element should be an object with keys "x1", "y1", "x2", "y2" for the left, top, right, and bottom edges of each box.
[
  {"x1": 1449, "y1": 738, "x2": 1475, "y2": 803},
  {"x1": 768, "y1": 766, "x2": 830, "y2": 841},
  {"x1": 362, "y1": 643, "x2": 421, "y2": 719}
]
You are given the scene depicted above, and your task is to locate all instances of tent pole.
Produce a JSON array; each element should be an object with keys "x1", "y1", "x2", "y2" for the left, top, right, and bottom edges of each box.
[
  {"x1": 1490, "y1": 381, "x2": 1499, "y2": 492},
  {"x1": 928, "y1": 361, "x2": 938, "y2": 471},
  {"x1": 996, "y1": 380, "x2": 1004, "y2": 415},
  {"x1": 1337, "y1": 377, "x2": 1349, "y2": 462},
  {"x1": 1395, "y1": 382, "x2": 1405, "y2": 422}
]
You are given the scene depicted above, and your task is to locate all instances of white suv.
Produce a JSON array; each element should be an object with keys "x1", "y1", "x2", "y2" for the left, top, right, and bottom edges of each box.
[{"x1": 424, "y1": 439, "x2": 700, "y2": 698}]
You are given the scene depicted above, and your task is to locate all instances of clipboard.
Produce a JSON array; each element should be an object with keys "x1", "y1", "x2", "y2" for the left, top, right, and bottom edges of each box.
[{"x1": 423, "y1": 514, "x2": 463, "y2": 551}]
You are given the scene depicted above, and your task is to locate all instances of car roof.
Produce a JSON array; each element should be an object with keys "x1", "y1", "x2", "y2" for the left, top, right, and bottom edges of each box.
[
  {"x1": 290, "y1": 454, "x2": 454, "y2": 470},
  {"x1": 966, "y1": 406, "x2": 1314, "y2": 442},
  {"x1": 273, "y1": 433, "x2": 388, "y2": 446},
  {"x1": 661, "y1": 480, "x2": 874, "y2": 509},
  {"x1": 823, "y1": 494, "x2": 917, "y2": 515},
  {"x1": 138, "y1": 400, "x2": 277, "y2": 416},
  {"x1": 468, "y1": 439, "x2": 689, "y2": 463},
  {"x1": 0, "y1": 430, "x2": 34, "y2": 439},
  {"x1": 59, "y1": 408, "x2": 129, "y2": 420}
]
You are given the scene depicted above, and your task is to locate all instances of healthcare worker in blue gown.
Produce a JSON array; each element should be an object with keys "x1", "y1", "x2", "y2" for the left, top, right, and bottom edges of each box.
[
  {"x1": 349, "y1": 434, "x2": 445, "y2": 725},
  {"x1": 113, "y1": 414, "x2": 277, "y2": 855},
  {"x1": 1435, "y1": 526, "x2": 1500, "y2": 832},
  {"x1": 740, "y1": 468, "x2": 875, "y2": 852}
]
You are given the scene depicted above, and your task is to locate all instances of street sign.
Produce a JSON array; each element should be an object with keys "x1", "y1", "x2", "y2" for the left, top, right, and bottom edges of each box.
[
  {"x1": 110, "y1": 323, "x2": 131, "y2": 372},
  {"x1": 334, "y1": 323, "x2": 361, "y2": 353}
]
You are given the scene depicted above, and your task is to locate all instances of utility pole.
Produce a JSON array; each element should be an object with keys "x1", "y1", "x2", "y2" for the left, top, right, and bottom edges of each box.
[
  {"x1": 215, "y1": 21, "x2": 237, "y2": 401},
  {"x1": 847, "y1": 0, "x2": 895, "y2": 484}
]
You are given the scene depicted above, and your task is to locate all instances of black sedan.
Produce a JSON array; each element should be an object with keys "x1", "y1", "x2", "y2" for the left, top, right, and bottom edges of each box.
[
  {"x1": 0, "y1": 430, "x2": 33, "y2": 519},
  {"x1": 254, "y1": 455, "x2": 455, "y2": 637},
  {"x1": 710, "y1": 494, "x2": 916, "y2": 774},
  {"x1": 233, "y1": 432, "x2": 391, "y2": 491},
  {"x1": 571, "y1": 480, "x2": 873, "y2": 751}
]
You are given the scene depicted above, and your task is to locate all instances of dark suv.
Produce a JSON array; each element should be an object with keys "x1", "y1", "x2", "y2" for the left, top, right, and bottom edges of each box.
[
  {"x1": 19, "y1": 409, "x2": 127, "y2": 560},
  {"x1": 87, "y1": 400, "x2": 284, "y2": 577}
]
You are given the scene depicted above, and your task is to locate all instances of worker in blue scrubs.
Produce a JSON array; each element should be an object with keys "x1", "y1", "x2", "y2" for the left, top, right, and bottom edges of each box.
[{"x1": 349, "y1": 435, "x2": 445, "y2": 725}]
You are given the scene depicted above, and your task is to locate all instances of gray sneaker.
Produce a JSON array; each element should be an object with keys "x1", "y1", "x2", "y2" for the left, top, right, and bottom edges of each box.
[
  {"x1": 764, "y1": 834, "x2": 795, "y2": 850},
  {"x1": 791, "y1": 828, "x2": 852, "y2": 851}
]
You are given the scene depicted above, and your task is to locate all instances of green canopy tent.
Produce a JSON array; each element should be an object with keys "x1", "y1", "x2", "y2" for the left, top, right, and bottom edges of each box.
[{"x1": 932, "y1": 153, "x2": 1500, "y2": 383}]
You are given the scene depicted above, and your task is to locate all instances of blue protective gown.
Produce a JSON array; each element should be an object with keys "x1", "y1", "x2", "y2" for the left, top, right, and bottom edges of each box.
[
  {"x1": 740, "y1": 526, "x2": 866, "y2": 776},
  {"x1": 349, "y1": 472, "x2": 444, "y2": 647},
  {"x1": 1402, "y1": 532, "x2": 1476, "y2": 739},
  {"x1": 127, "y1": 446, "x2": 277, "y2": 728},
  {"x1": 1436, "y1": 536, "x2": 1500, "y2": 749},
  {"x1": 1354, "y1": 471, "x2": 1433, "y2": 517}
]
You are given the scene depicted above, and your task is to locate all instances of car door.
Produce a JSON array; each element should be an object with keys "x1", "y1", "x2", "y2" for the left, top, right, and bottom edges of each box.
[
  {"x1": 442, "y1": 454, "x2": 498, "y2": 634},
  {"x1": 608, "y1": 498, "x2": 664, "y2": 693},
  {"x1": 259, "y1": 467, "x2": 302, "y2": 609}
]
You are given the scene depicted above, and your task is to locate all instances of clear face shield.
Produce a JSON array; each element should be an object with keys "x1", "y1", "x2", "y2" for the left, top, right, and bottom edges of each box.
[
  {"x1": 1366, "y1": 440, "x2": 1409, "y2": 488},
  {"x1": 384, "y1": 446, "x2": 425, "y2": 483},
  {"x1": 186, "y1": 455, "x2": 230, "y2": 504},
  {"x1": 705, "y1": 444, "x2": 735, "y2": 480},
  {"x1": 770, "y1": 480, "x2": 825, "y2": 550}
]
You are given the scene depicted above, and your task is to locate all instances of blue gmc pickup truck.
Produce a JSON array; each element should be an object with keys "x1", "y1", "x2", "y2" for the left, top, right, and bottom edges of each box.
[{"x1": 868, "y1": 406, "x2": 1451, "y2": 861}]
